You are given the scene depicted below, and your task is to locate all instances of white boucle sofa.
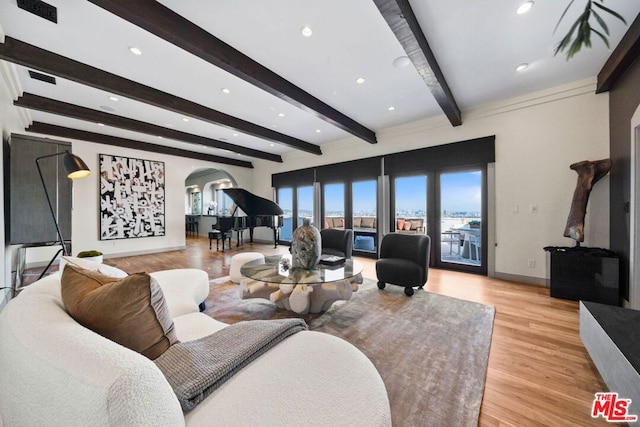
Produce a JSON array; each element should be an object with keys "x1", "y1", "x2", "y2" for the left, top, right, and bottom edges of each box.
[{"x1": 0, "y1": 268, "x2": 391, "y2": 427}]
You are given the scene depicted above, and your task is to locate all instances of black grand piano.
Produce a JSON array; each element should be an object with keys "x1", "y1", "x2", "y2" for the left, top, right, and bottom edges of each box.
[{"x1": 210, "y1": 188, "x2": 284, "y2": 250}]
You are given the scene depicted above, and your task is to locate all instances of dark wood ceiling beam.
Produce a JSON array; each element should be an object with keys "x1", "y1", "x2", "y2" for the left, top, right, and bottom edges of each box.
[
  {"x1": 373, "y1": 0, "x2": 462, "y2": 126},
  {"x1": 88, "y1": 0, "x2": 378, "y2": 145},
  {"x1": 15, "y1": 93, "x2": 283, "y2": 163},
  {"x1": 597, "y1": 12, "x2": 640, "y2": 93},
  {"x1": 0, "y1": 36, "x2": 321, "y2": 155},
  {"x1": 27, "y1": 122, "x2": 254, "y2": 168}
]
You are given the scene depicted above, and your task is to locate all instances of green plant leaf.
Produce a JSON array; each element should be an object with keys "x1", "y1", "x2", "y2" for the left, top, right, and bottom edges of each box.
[
  {"x1": 591, "y1": 27, "x2": 610, "y2": 48},
  {"x1": 554, "y1": 0, "x2": 577, "y2": 34},
  {"x1": 591, "y1": 8, "x2": 610, "y2": 35},
  {"x1": 593, "y1": 1, "x2": 627, "y2": 25},
  {"x1": 555, "y1": 0, "x2": 627, "y2": 59},
  {"x1": 554, "y1": 12, "x2": 584, "y2": 56}
]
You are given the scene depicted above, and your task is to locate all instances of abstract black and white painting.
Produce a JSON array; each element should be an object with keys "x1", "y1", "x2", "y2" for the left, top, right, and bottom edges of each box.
[{"x1": 100, "y1": 154, "x2": 165, "y2": 240}]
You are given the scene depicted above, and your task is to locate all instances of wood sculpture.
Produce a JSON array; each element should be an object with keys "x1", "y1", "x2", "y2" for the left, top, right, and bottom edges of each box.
[{"x1": 564, "y1": 158, "x2": 611, "y2": 244}]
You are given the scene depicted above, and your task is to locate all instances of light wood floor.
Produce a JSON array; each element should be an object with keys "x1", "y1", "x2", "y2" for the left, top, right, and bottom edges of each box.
[{"x1": 104, "y1": 236, "x2": 614, "y2": 427}]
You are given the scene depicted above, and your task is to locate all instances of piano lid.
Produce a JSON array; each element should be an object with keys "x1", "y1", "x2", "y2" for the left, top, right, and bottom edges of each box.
[{"x1": 222, "y1": 188, "x2": 284, "y2": 216}]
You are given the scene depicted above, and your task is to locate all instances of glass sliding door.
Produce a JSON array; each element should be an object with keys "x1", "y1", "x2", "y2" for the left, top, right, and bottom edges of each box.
[
  {"x1": 352, "y1": 180, "x2": 377, "y2": 254},
  {"x1": 439, "y1": 170, "x2": 483, "y2": 270},
  {"x1": 277, "y1": 187, "x2": 293, "y2": 242},
  {"x1": 323, "y1": 183, "x2": 345, "y2": 229},
  {"x1": 394, "y1": 175, "x2": 427, "y2": 235}
]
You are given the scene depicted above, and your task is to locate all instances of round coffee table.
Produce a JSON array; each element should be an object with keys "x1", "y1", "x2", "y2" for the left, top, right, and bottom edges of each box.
[{"x1": 240, "y1": 254, "x2": 363, "y2": 314}]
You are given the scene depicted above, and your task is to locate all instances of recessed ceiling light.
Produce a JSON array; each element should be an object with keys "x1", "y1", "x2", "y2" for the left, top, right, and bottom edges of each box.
[
  {"x1": 516, "y1": 63, "x2": 529, "y2": 72},
  {"x1": 388, "y1": 106, "x2": 396, "y2": 111},
  {"x1": 97, "y1": 123, "x2": 105, "y2": 126},
  {"x1": 182, "y1": 117, "x2": 190, "y2": 122},
  {"x1": 392, "y1": 56, "x2": 411, "y2": 68},
  {"x1": 516, "y1": 1, "x2": 534, "y2": 15},
  {"x1": 100, "y1": 105, "x2": 115, "y2": 112},
  {"x1": 232, "y1": 133, "x2": 238, "y2": 137},
  {"x1": 356, "y1": 77, "x2": 366, "y2": 84},
  {"x1": 221, "y1": 88, "x2": 230, "y2": 94},
  {"x1": 109, "y1": 96, "x2": 118, "y2": 102},
  {"x1": 315, "y1": 129, "x2": 321, "y2": 133},
  {"x1": 270, "y1": 143, "x2": 275, "y2": 147},
  {"x1": 300, "y1": 26, "x2": 313, "y2": 37},
  {"x1": 278, "y1": 113, "x2": 285, "y2": 117},
  {"x1": 128, "y1": 46, "x2": 143, "y2": 56},
  {"x1": 157, "y1": 136, "x2": 164, "y2": 139}
]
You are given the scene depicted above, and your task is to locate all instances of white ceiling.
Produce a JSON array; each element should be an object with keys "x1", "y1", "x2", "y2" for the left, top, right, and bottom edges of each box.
[{"x1": 0, "y1": 0, "x2": 638, "y2": 166}]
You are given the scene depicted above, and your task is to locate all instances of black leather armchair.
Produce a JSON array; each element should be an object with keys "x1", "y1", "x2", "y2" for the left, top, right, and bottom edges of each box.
[
  {"x1": 320, "y1": 228, "x2": 354, "y2": 259},
  {"x1": 376, "y1": 233, "x2": 430, "y2": 296}
]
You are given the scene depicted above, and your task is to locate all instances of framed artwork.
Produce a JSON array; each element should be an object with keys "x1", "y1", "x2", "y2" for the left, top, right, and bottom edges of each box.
[{"x1": 99, "y1": 154, "x2": 165, "y2": 240}]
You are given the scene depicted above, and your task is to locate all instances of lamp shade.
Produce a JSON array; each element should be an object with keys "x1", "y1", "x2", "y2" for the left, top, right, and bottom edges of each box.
[{"x1": 62, "y1": 153, "x2": 91, "y2": 179}]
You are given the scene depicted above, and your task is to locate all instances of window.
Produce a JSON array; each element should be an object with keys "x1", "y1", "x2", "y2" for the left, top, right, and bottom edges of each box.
[
  {"x1": 352, "y1": 180, "x2": 377, "y2": 253},
  {"x1": 297, "y1": 186, "x2": 314, "y2": 227},
  {"x1": 323, "y1": 183, "x2": 345, "y2": 229},
  {"x1": 277, "y1": 187, "x2": 294, "y2": 242},
  {"x1": 439, "y1": 170, "x2": 483, "y2": 268},
  {"x1": 394, "y1": 175, "x2": 427, "y2": 235}
]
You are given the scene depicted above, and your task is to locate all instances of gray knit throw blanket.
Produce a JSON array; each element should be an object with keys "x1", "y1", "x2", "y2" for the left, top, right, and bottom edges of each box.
[{"x1": 154, "y1": 318, "x2": 308, "y2": 411}]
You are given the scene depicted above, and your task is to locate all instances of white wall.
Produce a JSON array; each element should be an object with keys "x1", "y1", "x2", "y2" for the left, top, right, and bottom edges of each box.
[
  {"x1": 69, "y1": 142, "x2": 253, "y2": 259},
  {"x1": 250, "y1": 78, "x2": 610, "y2": 282}
]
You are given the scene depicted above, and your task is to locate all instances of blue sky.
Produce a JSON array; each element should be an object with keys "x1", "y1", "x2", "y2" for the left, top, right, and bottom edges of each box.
[{"x1": 440, "y1": 171, "x2": 481, "y2": 212}]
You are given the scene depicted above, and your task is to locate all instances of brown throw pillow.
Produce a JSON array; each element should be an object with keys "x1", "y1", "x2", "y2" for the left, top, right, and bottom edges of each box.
[
  {"x1": 397, "y1": 219, "x2": 405, "y2": 230},
  {"x1": 61, "y1": 265, "x2": 178, "y2": 360},
  {"x1": 403, "y1": 222, "x2": 412, "y2": 231}
]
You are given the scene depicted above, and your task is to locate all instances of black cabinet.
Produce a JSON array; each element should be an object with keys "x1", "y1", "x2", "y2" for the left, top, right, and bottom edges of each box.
[{"x1": 545, "y1": 247, "x2": 620, "y2": 306}]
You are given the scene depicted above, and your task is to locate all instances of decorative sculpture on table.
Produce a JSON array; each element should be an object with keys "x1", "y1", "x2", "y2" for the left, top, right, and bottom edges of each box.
[
  {"x1": 290, "y1": 218, "x2": 322, "y2": 269},
  {"x1": 563, "y1": 158, "x2": 611, "y2": 245}
]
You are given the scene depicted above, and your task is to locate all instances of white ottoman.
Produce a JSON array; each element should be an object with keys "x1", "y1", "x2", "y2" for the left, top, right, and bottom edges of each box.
[{"x1": 230, "y1": 252, "x2": 265, "y2": 283}]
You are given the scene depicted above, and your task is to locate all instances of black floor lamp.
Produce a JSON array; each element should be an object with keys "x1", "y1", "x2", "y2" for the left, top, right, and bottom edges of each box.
[{"x1": 36, "y1": 150, "x2": 91, "y2": 279}]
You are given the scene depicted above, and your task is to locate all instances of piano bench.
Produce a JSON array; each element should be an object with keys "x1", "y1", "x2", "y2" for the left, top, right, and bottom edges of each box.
[{"x1": 209, "y1": 231, "x2": 232, "y2": 251}]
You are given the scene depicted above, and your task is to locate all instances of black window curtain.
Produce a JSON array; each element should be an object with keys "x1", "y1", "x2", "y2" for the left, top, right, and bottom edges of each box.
[
  {"x1": 384, "y1": 136, "x2": 495, "y2": 176},
  {"x1": 272, "y1": 136, "x2": 495, "y2": 187},
  {"x1": 272, "y1": 168, "x2": 315, "y2": 188},
  {"x1": 315, "y1": 157, "x2": 381, "y2": 182}
]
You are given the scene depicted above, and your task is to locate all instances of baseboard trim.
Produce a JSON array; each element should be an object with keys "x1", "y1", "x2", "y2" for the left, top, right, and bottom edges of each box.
[
  {"x1": 102, "y1": 246, "x2": 187, "y2": 260},
  {"x1": 24, "y1": 246, "x2": 187, "y2": 269},
  {"x1": 493, "y1": 271, "x2": 549, "y2": 287}
]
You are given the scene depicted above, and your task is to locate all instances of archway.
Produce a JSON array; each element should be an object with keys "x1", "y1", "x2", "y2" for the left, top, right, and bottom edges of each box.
[{"x1": 184, "y1": 168, "x2": 238, "y2": 237}]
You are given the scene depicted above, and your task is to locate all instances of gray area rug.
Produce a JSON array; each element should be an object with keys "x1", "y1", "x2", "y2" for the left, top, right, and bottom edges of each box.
[{"x1": 205, "y1": 277, "x2": 495, "y2": 427}]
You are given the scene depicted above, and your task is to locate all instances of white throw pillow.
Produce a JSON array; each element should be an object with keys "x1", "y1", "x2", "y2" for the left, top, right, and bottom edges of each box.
[{"x1": 60, "y1": 256, "x2": 128, "y2": 278}]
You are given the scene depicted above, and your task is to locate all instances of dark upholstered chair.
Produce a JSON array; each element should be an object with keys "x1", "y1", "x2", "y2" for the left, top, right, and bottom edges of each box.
[
  {"x1": 376, "y1": 233, "x2": 430, "y2": 296},
  {"x1": 320, "y1": 228, "x2": 354, "y2": 259}
]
